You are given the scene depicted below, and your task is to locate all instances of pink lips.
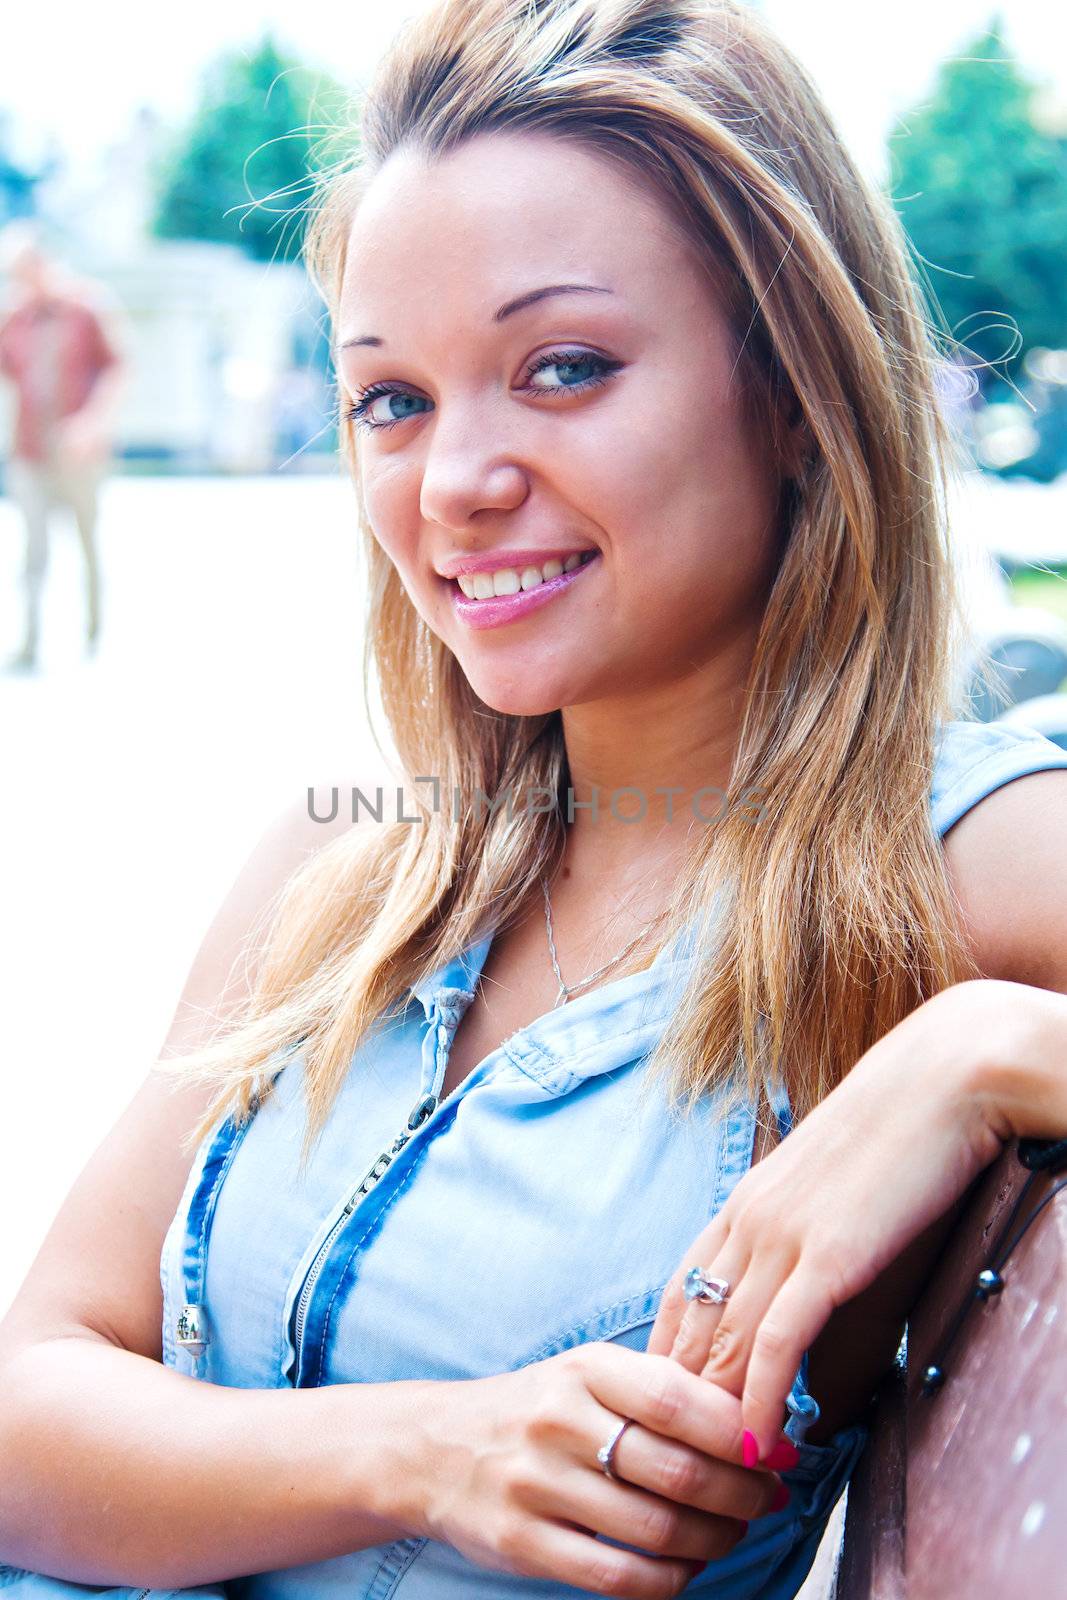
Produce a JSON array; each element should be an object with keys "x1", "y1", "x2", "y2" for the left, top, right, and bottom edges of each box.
[{"x1": 447, "y1": 553, "x2": 601, "y2": 630}]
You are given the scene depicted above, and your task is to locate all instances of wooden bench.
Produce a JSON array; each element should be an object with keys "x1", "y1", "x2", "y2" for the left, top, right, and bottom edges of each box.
[{"x1": 798, "y1": 1135, "x2": 1067, "y2": 1597}]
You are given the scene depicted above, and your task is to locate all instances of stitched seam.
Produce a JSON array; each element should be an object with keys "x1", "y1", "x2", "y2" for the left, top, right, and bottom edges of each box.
[
  {"x1": 933, "y1": 742, "x2": 1067, "y2": 827},
  {"x1": 381, "y1": 1536, "x2": 430, "y2": 1596},
  {"x1": 506, "y1": 1018, "x2": 670, "y2": 1087},
  {"x1": 519, "y1": 1279, "x2": 668, "y2": 1367},
  {"x1": 194, "y1": 1117, "x2": 250, "y2": 1296},
  {"x1": 502, "y1": 1041, "x2": 558, "y2": 1088}
]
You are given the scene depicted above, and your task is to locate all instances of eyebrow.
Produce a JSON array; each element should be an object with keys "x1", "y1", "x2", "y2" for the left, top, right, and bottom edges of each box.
[{"x1": 334, "y1": 282, "x2": 613, "y2": 353}]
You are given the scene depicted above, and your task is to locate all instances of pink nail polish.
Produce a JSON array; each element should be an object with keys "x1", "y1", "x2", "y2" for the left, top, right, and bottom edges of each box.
[
  {"x1": 742, "y1": 1429, "x2": 760, "y2": 1469},
  {"x1": 763, "y1": 1438, "x2": 800, "y2": 1471},
  {"x1": 764, "y1": 1440, "x2": 796, "y2": 1472},
  {"x1": 770, "y1": 1481, "x2": 791, "y2": 1512}
]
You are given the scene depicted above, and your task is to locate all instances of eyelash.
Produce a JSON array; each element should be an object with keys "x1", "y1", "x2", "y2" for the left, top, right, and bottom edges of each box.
[{"x1": 342, "y1": 348, "x2": 622, "y2": 433}]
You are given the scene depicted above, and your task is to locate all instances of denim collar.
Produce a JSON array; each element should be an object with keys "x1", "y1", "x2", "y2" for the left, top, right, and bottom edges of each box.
[{"x1": 408, "y1": 917, "x2": 698, "y2": 1034}]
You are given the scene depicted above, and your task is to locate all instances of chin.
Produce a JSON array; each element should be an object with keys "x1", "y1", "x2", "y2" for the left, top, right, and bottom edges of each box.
[{"x1": 470, "y1": 681, "x2": 566, "y2": 718}]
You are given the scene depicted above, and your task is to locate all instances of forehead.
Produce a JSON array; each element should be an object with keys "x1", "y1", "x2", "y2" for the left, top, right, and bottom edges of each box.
[{"x1": 338, "y1": 129, "x2": 702, "y2": 326}]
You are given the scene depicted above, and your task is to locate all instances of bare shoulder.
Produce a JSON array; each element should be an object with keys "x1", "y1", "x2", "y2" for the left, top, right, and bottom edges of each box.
[
  {"x1": 941, "y1": 766, "x2": 1067, "y2": 991},
  {"x1": 0, "y1": 774, "x2": 389, "y2": 1367}
]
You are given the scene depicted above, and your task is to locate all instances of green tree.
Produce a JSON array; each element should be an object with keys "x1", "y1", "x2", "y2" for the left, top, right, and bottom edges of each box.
[
  {"x1": 887, "y1": 15, "x2": 1067, "y2": 389},
  {"x1": 150, "y1": 35, "x2": 348, "y2": 263}
]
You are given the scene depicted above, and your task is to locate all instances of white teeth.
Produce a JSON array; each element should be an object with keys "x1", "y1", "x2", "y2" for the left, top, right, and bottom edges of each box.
[{"x1": 455, "y1": 552, "x2": 594, "y2": 600}]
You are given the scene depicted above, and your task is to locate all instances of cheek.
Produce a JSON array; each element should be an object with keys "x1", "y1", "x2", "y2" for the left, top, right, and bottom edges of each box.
[
  {"x1": 561, "y1": 391, "x2": 752, "y2": 577},
  {"x1": 360, "y1": 455, "x2": 419, "y2": 566}
]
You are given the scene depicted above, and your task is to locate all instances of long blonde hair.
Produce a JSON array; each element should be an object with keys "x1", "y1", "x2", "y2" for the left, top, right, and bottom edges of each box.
[{"x1": 158, "y1": 0, "x2": 987, "y2": 1178}]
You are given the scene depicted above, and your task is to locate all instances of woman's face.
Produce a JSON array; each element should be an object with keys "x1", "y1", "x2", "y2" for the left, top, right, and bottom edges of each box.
[{"x1": 336, "y1": 129, "x2": 786, "y2": 718}]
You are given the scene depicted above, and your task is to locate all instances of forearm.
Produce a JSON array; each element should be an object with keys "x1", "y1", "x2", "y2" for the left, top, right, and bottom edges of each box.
[
  {"x1": 0, "y1": 1334, "x2": 420, "y2": 1587},
  {"x1": 968, "y1": 980, "x2": 1067, "y2": 1142},
  {"x1": 805, "y1": 980, "x2": 1067, "y2": 1441}
]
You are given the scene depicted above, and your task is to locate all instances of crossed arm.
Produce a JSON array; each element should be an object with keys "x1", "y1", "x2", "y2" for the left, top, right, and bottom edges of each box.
[{"x1": 647, "y1": 767, "x2": 1067, "y2": 1459}]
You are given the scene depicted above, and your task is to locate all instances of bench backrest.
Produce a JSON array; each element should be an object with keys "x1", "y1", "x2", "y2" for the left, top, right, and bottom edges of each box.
[{"x1": 834, "y1": 1139, "x2": 1067, "y2": 1596}]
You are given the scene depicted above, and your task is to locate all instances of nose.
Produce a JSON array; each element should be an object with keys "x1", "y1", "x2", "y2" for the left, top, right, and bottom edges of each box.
[{"x1": 418, "y1": 405, "x2": 529, "y2": 529}]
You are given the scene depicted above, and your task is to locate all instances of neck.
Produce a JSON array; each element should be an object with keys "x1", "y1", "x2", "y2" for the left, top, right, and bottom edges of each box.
[{"x1": 558, "y1": 645, "x2": 751, "y2": 880}]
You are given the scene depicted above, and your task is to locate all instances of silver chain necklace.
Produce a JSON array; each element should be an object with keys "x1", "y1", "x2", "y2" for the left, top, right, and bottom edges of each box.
[{"x1": 540, "y1": 875, "x2": 671, "y2": 1009}]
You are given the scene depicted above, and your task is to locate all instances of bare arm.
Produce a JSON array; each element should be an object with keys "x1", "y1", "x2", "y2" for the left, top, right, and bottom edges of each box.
[
  {"x1": 0, "y1": 778, "x2": 429, "y2": 1587},
  {"x1": 0, "y1": 1337, "x2": 424, "y2": 1586},
  {"x1": 801, "y1": 770, "x2": 1067, "y2": 1444}
]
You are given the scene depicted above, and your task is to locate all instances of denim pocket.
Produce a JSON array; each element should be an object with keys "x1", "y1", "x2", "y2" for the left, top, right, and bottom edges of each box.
[
  {"x1": 781, "y1": 1418, "x2": 871, "y2": 1529},
  {"x1": 513, "y1": 1280, "x2": 667, "y2": 1367}
]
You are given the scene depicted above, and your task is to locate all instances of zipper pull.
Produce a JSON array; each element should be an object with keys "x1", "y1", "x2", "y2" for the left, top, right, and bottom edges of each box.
[
  {"x1": 339, "y1": 1093, "x2": 441, "y2": 1216},
  {"x1": 175, "y1": 1302, "x2": 211, "y2": 1354},
  {"x1": 407, "y1": 1091, "x2": 438, "y2": 1129}
]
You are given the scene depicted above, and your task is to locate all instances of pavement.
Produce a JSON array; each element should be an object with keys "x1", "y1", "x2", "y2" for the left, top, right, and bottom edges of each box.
[{"x1": 0, "y1": 470, "x2": 392, "y2": 1315}]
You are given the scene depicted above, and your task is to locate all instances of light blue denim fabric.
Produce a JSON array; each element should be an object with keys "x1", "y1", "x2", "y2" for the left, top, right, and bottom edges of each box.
[{"x1": 4, "y1": 718, "x2": 1067, "y2": 1600}]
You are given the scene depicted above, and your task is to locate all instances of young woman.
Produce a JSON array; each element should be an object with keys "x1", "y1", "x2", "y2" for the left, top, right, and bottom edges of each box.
[{"x1": 3, "y1": 2, "x2": 1067, "y2": 1597}]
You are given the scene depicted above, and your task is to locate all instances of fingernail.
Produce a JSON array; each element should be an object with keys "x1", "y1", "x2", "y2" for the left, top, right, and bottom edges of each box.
[
  {"x1": 763, "y1": 1438, "x2": 800, "y2": 1471},
  {"x1": 742, "y1": 1429, "x2": 760, "y2": 1469},
  {"x1": 770, "y1": 1481, "x2": 792, "y2": 1512}
]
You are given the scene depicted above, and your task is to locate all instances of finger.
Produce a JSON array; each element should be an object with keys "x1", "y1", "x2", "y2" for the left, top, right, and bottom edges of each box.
[
  {"x1": 646, "y1": 1271, "x2": 690, "y2": 1359},
  {"x1": 526, "y1": 1458, "x2": 746, "y2": 1567},
  {"x1": 576, "y1": 1400, "x2": 782, "y2": 1525},
  {"x1": 697, "y1": 1254, "x2": 795, "y2": 1397},
  {"x1": 581, "y1": 1343, "x2": 746, "y2": 1464},
  {"x1": 741, "y1": 1266, "x2": 838, "y2": 1461},
  {"x1": 646, "y1": 1218, "x2": 731, "y2": 1359},
  {"x1": 667, "y1": 1256, "x2": 748, "y2": 1377},
  {"x1": 504, "y1": 1516, "x2": 705, "y2": 1600}
]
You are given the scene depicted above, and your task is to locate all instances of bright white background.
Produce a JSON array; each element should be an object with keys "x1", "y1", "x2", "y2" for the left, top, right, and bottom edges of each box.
[{"x1": 7, "y1": 0, "x2": 1067, "y2": 188}]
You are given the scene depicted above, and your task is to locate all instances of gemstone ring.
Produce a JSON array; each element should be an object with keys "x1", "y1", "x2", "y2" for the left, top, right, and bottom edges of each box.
[{"x1": 683, "y1": 1266, "x2": 733, "y2": 1305}]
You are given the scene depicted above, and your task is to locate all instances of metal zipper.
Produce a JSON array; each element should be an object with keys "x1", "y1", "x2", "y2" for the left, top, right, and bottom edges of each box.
[{"x1": 291, "y1": 1089, "x2": 440, "y2": 1359}]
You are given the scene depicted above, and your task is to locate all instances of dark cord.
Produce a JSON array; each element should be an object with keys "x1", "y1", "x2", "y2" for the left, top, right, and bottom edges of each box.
[{"x1": 920, "y1": 1137, "x2": 1067, "y2": 1397}]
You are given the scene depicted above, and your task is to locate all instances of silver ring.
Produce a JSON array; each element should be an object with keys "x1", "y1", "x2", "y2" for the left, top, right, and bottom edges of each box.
[
  {"x1": 596, "y1": 1416, "x2": 634, "y2": 1480},
  {"x1": 683, "y1": 1266, "x2": 732, "y2": 1305}
]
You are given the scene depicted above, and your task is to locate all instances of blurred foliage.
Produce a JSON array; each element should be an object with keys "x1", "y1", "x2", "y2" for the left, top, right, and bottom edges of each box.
[
  {"x1": 0, "y1": 130, "x2": 42, "y2": 228},
  {"x1": 149, "y1": 35, "x2": 352, "y2": 263},
  {"x1": 887, "y1": 15, "x2": 1067, "y2": 391},
  {"x1": 1011, "y1": 568, "x2": 1067, "y2": 625}
]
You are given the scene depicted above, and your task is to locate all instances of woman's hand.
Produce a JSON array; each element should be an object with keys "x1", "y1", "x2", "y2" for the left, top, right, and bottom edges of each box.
[
  {"x1": 645, "y1": 979, "x2": 1057, "y2": 1464},
  {"x1": 398, "y1": 1341, "x2": 791, "y2": 1600}
]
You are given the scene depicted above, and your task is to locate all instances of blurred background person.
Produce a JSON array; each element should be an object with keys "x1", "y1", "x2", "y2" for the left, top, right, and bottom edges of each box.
[{"x1": 0, "y1": 220, "x2": 126, "y2": 670}]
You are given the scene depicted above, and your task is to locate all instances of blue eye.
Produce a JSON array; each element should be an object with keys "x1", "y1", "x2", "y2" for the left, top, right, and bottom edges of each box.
[
  {"x1": 343, "y1": 348, "x2": 621, "y2": 433},
  {"x1": 523, "y1": 349, "x2": 621, "y2": 394},
  {"x1": 344, "y1": 387, "x2": 432, "y2": 432}
]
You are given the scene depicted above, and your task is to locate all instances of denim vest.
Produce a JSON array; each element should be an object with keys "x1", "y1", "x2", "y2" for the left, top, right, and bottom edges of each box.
[{"x1": 4, "y1": 717, "x2": 1067, "y2": 1600}]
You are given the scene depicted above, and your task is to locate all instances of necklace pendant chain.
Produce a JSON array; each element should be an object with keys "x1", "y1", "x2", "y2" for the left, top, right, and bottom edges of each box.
[{"x1": 541, "y1": 876, "x2": 669, "y2": 1007}]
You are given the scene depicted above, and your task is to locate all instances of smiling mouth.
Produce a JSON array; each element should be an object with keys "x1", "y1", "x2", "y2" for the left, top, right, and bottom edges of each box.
[{"x1": 449, "y1": 551, "x2": 596, "y2": 600}]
